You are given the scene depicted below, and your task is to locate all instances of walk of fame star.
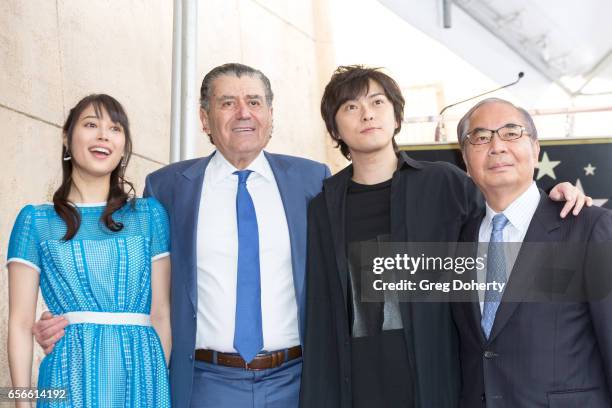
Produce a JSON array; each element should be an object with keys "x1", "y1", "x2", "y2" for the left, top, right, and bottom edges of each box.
[
  {"x1": 584, "y1": 163, "x2": 596, "y2": 176},
  {"x1": 536, "y1": 152, "x2": 561, "y2": 180},
  {"x1": 575, "y1": 178, "x2": 609, "y2": 207}
]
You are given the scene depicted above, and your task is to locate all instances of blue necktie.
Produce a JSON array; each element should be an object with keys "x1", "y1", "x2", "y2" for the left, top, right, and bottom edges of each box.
[
  {"x1": 481, "y1": 213, "x2": 509, "y2": 339},
  {"x1": 233, "y1": 170, "x2": 263, "y2": 362}
]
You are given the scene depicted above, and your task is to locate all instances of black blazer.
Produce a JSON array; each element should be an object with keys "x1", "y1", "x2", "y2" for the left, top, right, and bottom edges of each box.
[
  {"x1": 299, "y1": 152, "x2": 483, "y2": 408},
  {"x1": 452, "y1": 191, "x2": 612, "y2": 407}
]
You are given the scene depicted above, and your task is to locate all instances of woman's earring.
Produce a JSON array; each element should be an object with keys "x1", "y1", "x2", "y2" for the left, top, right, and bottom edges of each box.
[
  {"x1": 120, "y1": 156, "x2": 127, "y2": 168},
  {"x1": 63, "y1": 151, "x2": 72, "y2": 161}
]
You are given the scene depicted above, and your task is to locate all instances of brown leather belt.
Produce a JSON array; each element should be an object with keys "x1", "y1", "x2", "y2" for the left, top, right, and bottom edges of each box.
[{"x1": 195, "y1": 346, "x2": 302, "y2": 370}]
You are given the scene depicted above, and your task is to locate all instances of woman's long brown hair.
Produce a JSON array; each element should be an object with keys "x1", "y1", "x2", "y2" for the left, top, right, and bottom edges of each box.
[{"x1": 53, "y1": 94, "x2": 135, "y2": 240}]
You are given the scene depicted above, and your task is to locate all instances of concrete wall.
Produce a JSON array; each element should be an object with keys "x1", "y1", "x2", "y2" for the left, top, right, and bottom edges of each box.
[{"x1": 0, "y1": 0, "x2": 337, "y2": 387}]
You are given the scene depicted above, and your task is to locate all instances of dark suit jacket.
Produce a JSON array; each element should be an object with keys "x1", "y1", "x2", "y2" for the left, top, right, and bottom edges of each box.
[
  {"x1": 452, "y1": 191, "x2": 612, "y2": 407},
  {"x1": 300, "y1": 152, "x2": 484, "y2": 408},
  {"x1": 144, "y1": 151, "x2": 330, "y2": 408}
]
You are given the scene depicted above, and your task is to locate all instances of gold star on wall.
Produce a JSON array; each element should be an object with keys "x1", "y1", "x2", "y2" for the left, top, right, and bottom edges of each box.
[
  {"x1": 584, "y1": 163, "x2": 596, "y2": 176},
  {"x1": 536, "y1": 152, "x2": 561, "y2": 180},
  {"x1": 575, "y1": 179, "x2": 608, "y2": 207}
]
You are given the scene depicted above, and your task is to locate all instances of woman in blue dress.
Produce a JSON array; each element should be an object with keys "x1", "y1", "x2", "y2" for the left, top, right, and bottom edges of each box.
[{"x1": 7, "y1": 94, "x2": 171, "y2": 407}]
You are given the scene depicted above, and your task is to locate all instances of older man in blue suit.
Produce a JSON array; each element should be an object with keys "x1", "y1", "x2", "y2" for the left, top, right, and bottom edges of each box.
[{"x1": 144, "y1": 63, "x2": 329, "y2": 407}]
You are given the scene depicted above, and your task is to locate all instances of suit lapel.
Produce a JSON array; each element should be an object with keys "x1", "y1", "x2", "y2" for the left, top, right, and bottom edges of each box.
[
  {"x1": 264, "y1": 152, "x2": 306, "y2": 311},
  {"x1": 392, "y1": 167, "x2": 420, "y2": 378},
  {"x1": 174, "y1": 154, "x2": 213, "y2": 312},
  {"x1": 487, "y1": 192, "x2": 562, "y2": 342},
  {"x1": 323, "y1": 167, "x2": 352, "y2": 315},
  {"x1": 458, "y1": 213, "x2": 488, "y2": 344}
]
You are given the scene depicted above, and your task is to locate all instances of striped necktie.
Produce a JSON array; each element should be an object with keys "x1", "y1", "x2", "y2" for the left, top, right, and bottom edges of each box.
[{"x1": 481, "y1": 213, "x2": 509, "y2": 339}]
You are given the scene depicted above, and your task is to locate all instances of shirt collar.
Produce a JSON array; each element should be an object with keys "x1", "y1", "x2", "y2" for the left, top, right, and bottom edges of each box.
[
  {"x1": 208, "y1": 150, "x2": 274, "y2": 185},
  {"x1": 483, "y1": 182, "x2": 540, "y2": 233},
  {"x1": 397, "y1": 151, "x2": 424, "y2": 170}
]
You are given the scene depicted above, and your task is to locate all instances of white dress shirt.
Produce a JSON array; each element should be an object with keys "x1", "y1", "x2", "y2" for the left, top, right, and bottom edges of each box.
[
  {"x1": 195, "y1": 151, "x2": 300, "y2": 352},
  {"x1": 477, "y1": 182, "x2": 541, "y2": 312}
]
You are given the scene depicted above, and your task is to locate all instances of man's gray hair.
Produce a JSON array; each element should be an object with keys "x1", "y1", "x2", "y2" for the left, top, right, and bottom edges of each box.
[
  {"x1": 456, "y1": 97, "x2": 538, "y2": 148},
  {"x1": 199, "y1": 63, "x2": 274, "y2": 111}
]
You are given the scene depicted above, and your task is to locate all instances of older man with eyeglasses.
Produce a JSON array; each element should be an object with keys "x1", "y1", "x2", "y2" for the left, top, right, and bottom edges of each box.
[{"x1": 451, "y1": 97, "x2": 612, "y2": 407}]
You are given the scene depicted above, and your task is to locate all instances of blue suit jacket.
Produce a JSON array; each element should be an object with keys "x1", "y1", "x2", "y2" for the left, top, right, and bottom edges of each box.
[{"x1": 144, "y1": 151, "x2": 330, "y2": 407}]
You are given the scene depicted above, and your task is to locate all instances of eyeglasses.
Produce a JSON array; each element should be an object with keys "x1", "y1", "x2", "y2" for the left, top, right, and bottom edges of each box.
[{"x1": 464, "y1": 124, "x2": 527, "y2": 145}]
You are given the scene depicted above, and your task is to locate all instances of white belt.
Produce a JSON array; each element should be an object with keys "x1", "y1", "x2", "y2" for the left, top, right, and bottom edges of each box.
[{"x1": 62, "y1": 312, "x2": 152, "y2": 326}]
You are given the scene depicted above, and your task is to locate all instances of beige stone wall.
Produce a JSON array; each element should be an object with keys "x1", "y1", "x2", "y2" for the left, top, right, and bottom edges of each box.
[{"x1": 0, "y1": 0, "x2": 337, "y2": 387}]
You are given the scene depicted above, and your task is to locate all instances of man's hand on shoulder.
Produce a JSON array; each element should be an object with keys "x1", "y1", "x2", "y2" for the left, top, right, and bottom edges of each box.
[{"x1": 549, "y1": 181, "x2": 593, "y2": 218}]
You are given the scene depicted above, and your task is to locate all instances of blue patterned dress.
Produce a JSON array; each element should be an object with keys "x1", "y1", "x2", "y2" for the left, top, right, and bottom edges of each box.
[{"x1": 7, "y1": 198, "x2": 171, "y2": 407}]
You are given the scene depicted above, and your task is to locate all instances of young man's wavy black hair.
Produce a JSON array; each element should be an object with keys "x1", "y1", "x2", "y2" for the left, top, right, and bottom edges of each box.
[{"x1": 321, "y1": 65, "x2": 405, "y2": 160}]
